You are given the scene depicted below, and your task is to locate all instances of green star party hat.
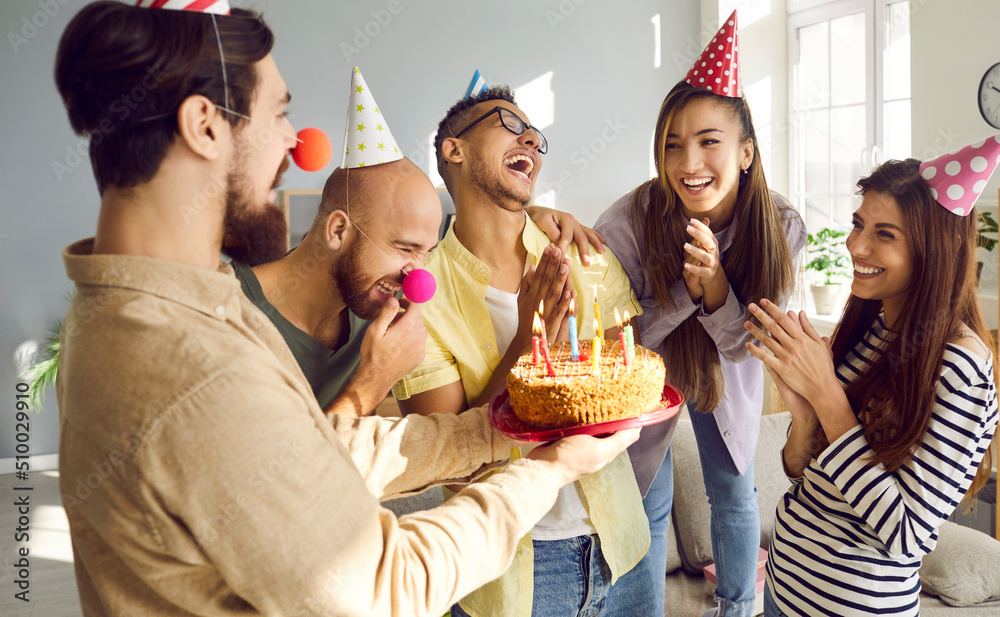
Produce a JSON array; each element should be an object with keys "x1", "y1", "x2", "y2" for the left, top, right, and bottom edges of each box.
[{"x1": 341, "y1": 67, "x2": 402, "y2": 169}]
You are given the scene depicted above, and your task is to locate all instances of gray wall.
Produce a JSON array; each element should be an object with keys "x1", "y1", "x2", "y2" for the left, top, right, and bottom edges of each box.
[{"x1": 0, "y1": 0, "x2": 699, "y2": 461}]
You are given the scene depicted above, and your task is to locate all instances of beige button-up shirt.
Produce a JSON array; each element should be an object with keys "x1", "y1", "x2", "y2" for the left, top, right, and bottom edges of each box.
[{"x1": 57, "y1": 239, "x2": 561, "y2": 617}]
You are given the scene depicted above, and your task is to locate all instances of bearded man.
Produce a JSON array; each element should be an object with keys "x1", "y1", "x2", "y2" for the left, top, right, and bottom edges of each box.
[
  {"x1": 232, "y1": 158, "x2": 441, "y2": 417},
  {"x1": 53, "y1": 4, "x2": 640, "y2": 616}
]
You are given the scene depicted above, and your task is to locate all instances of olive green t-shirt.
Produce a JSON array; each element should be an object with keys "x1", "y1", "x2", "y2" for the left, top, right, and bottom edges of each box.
[{"x1": 232, "y1": 260, "x2": 370, "y2": 409}]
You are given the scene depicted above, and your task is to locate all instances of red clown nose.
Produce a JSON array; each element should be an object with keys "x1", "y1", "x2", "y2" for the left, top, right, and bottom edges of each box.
[{"x1": 292, "y1": 127, "x2": 332, "y2": 172}]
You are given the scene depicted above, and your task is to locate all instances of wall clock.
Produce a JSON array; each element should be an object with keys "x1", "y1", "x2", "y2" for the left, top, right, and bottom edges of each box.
[{"x1": 979, "y1": 62, "x2": 1000, "y2": 129}]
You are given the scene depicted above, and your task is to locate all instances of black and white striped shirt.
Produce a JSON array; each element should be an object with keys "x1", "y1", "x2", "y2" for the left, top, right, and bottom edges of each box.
[{"x1": 767, "y1": 316, "x2": 998, "y2": 616}]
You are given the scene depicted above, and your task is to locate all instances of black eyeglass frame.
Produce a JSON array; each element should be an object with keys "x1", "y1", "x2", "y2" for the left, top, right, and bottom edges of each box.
[{"x1": 451, "y1": 106, "x2": 548, "y2": 155}]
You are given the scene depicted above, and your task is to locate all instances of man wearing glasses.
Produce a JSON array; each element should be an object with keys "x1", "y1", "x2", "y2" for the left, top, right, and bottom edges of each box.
[{"x1": 393, "y1": 87, "x2": 659, "y2": 617}]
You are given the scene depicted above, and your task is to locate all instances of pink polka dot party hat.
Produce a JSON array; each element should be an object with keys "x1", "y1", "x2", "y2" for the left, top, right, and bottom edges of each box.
[
  {"x1": 919, "y1": 135, "x2": 1000, "y2": 216},
  {"x1": 684, "y1": 9, "x2": 740, "y2": 98}
]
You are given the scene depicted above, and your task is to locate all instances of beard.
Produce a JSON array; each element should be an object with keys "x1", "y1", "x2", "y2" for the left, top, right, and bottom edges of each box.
[
  {"x1": 467, "y1": 149, "x2": 531, "y2": 209},
  {"x1": 333, "y1": 238, "x2": 401, "y2": 320},
  {"x1": 221, "y1": 157, "x2": 290, "y2": 267}
]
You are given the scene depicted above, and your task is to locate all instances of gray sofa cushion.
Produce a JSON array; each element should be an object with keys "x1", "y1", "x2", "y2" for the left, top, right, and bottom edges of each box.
[
  {"x1": 670, "y1": 411, "x2": 792, "y2": 573},
  {"x1": 920, "y1": 520, "x2": 1000, "y2": 606}
]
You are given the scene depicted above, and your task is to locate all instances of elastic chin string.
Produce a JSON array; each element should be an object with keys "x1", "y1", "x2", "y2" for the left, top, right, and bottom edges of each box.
[
  {"x1": 211, "y1": 14, "x2": 229, "y2": 112},
  {"x1": 137, "y1": 16, "x2": 301, "y2": 144},
  {"x1": 344, "y1": 165, "x2": 408, "y2": 278}
]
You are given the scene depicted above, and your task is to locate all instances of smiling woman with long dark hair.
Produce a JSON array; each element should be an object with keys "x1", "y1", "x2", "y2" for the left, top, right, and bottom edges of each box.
[
  {"x1": 595, "y1": 14, "x2": 807, "y2": 614},
  {"x1": 746, "y1": 154, "x2": 999, "y2": 617}
]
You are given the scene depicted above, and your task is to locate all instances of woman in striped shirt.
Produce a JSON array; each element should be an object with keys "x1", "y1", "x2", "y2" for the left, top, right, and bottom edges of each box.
[{"x1": 743, "y1": 157, "x2": 998, "y2": 616}]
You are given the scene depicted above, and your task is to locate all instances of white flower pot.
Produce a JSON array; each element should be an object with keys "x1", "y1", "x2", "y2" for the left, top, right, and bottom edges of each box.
[{"x1": 810, "y1": 284, "x2": 841, "y2": 315}]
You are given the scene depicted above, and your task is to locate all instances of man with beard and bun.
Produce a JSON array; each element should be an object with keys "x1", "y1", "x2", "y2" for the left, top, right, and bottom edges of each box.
[
  {"x1": 394, "y1": 85, "x2": 660, "y2": 616},
  {"x1": 53, "y1": 4, "x2": 641, "y2": 617}
]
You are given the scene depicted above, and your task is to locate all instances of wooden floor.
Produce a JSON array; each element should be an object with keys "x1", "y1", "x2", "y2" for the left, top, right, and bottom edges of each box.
[{"x1": 0, "y1": 471, "x2": 80, "y2": 617}]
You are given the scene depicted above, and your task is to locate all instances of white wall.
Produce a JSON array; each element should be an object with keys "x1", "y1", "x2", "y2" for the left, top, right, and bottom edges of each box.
[
  {"x1": 699, "y1": 0, "x2": 790, "y2": 196},
  {"x1": 0, "y1": 0, "x2": 699, "y2": 461},
  {"x1": 911, "y1": 0, "x2": 1000, "y2": 330},
  {"x1": 911, "y1": 0, "x2": 999, "y2": 181}
]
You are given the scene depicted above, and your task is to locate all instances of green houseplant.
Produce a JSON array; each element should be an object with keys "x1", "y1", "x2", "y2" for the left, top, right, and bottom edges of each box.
[
  {"x1": 976, "y1": 211, "x2": 998, "y2": 282},
  {"x1": 20, "y1": 318, "x2": 62, "y2": 411},
  {"x1": 19, "y1": 292, "x2": 73, "y2": 412},
  {"x1": 805, "y1": 227, "x2": 852, "y2": 314}
]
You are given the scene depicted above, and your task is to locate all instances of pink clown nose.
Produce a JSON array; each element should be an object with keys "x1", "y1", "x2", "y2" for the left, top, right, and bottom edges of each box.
[{"x1": 402, "y1": 269, "x2": 436, "y2": 303}]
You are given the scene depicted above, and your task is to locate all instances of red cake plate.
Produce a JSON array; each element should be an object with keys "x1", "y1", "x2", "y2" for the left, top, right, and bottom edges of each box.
[{"x1": 489, "y1": 383, "x2": 685, "y2": 442}]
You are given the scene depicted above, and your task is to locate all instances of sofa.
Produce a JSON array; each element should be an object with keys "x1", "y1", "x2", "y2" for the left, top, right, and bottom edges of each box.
[{"x1": 663, "y1": 411, "x2": 1000, "y2": 616}]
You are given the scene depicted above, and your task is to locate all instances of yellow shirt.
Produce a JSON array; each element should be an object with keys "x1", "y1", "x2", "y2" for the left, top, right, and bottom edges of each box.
[{"x1": 393, "y1": 218, "x2": 650, "y2": 617}]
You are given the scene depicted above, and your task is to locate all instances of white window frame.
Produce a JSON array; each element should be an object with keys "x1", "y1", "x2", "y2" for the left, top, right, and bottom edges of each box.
[{"x1": 787, "y1": 0, "x2": 909, "y2": 230}]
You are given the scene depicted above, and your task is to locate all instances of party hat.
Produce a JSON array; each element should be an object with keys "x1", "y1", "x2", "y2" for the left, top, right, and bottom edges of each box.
[
  {"x1": 341, "y1": 67, "x2": 402, "y2": 169},
  {"x1": 135, "y1": 0, "x2": 230, "y2": 15},
  {"x1": 918, "y1": 135, "x2": 1000, "y2": 216},
  {"x1": 464, "y1": 69, "x2": 489, "y2": 99},
  {"x1": 684, "y1": 10, "x2": 740, "y2": 97}
]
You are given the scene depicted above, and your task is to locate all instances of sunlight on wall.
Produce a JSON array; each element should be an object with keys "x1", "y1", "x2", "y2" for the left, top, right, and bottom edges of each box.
[
  {"x1": 516, "y1": 72, "x2": 555, "y2": 207},
  {"x1": 744, "y1": 75, "x2": 773, "y2": 181},
  {"x1": 719, "y1": 0, "x2": 770, "y2": 28},
  {"x1": 514, "y1": 71, "x2": 555, "y2": 131},
  {"x1": 652, "y1": 14, "x2": 662, "y2": 69},
  {"x1": 426, "y1": 130, "x2": 443, "y2": 188},
  {"x1": 30, "y1": 505, "x2": 74, "y2": 563},
  {"x1": 534, "y1": 189, "x2": 556, "y2": 208}
]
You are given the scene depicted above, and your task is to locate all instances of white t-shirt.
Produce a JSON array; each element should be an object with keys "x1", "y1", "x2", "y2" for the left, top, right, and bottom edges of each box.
[{"x1": 484, "y1": 285, "x2": 596, "y2": 541}]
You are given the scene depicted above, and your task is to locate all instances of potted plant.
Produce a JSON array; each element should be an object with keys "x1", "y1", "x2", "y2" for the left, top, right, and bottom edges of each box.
[
  {"x1": 20, "y1": 317, "x2": 62, "y2": 410},
  {"x1": 976, "y1": 211, "x2": 998, "y2": 282},
  {"x1": 805, "y1": 227, "x2": 851, "y2": 315}
]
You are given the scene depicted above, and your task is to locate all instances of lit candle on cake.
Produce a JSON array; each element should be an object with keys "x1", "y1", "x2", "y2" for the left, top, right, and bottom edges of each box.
[
  {"x1": 593, "y1": 283, "x2": 601, "y2": 329},
  {"x1": 623, "y1": 310, "x2": 634, "y2": 359},
  {"x1": 538, "y1": 300, "x2": 555, "y2": 377},
  {"x1": 532, "y1": 312, "x2": 542, "y2": 367},
  {"x1": 538, "y1": 300, "x2": 549, "y2": 350},
  {"x1": 568, "y1": 298, "x2": 579, "y2": 361},
  {"x1": 591, "y1": 317, "x2": 601, "y2": 375},
  {"x1": 615, "y1": 308, "x2": 630, "y2": 369}
]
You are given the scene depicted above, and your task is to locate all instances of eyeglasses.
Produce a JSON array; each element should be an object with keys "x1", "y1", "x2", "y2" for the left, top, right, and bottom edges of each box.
[{"x1": 452, "y1": 106, "x2": 548, "y2": 155}]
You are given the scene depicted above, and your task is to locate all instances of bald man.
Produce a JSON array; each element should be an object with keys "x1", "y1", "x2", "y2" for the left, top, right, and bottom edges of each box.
[{"x1": 232, "y1": 157, "x2": 442, "y2": 418}]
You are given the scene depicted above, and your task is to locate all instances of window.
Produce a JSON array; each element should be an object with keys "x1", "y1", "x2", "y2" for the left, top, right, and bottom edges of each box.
[{"x1": 788, "y1": 0, "x2": 911, "y2": 233}]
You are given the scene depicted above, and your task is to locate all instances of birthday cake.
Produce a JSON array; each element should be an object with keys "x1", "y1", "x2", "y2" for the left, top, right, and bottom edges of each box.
[{"x1": 506, "y1": 339, "x2": 666, "y2": 429}]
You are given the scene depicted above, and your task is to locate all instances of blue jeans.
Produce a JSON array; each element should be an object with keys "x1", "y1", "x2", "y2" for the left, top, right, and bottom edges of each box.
[
  {"x1": 763, "y1": 584, "x2": 788, "y2": 617},
  {"x1": 643, "y1": 405, "x2": 760, "y2": 617},
  {"x1": 642, "y1": 443, "x2": 673, "y2": 613},
  {"x1": 451, "y1": 534, "x2": 659, "y2": 617}
]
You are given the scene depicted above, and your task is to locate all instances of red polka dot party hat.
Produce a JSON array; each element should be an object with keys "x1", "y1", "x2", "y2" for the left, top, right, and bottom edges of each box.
[
  {"x1": 918, "y1": 135, "x2": 1000, "y2": 216},
  {"x1": 684, "y1": 9, "x2": 740, "y2": 98}
]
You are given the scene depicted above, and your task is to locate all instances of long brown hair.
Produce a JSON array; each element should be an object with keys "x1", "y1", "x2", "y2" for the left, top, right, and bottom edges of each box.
[
  {"x1": 631, "y1": 81, "x2": 797, "y2": 410},
  {"x1": 830, "y1": 158, "x2": 997, "y2": 503}
]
